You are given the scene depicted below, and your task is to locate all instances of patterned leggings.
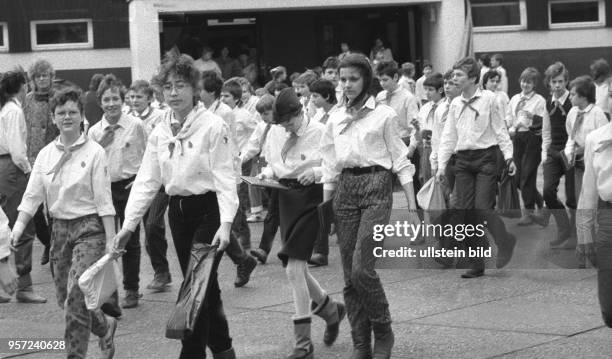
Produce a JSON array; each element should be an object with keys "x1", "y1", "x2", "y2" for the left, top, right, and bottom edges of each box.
[
  {"x1": 333, "y1": 170, "x2": 393, "y2": 333},
  {"x1": 50, "y1": 214, "x2": 109, "y2": 359}
]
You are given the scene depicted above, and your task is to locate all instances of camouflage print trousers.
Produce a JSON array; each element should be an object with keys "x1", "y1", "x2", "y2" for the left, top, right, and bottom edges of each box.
[
  {"x1": 333, "y1": 169, "x2": 393, "y2": 336},
  {"x1": 50, "y1": 214, "x2": 109, "y2": 359}
]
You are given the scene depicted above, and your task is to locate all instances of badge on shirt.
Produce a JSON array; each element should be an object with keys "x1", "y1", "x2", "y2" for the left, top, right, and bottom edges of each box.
[
  {"x1": 81, "y1": 161, "x2": 86, "y2": 168},
  {"x1": 223, "y1": 136, "x2": 229, "y2": 144},
  {"x1": 188, "y1": 141, "x2": 193, "y2": 148},
  {"x1": 301, "y1": 154, "x2": 306, "y2": 160},
  {"x1": 125, "y1": 142, "x2": 130, "y2": 148}
]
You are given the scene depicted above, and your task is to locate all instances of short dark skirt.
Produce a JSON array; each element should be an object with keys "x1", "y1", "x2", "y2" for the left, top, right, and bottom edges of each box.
[{"x1": 277, "y1": 182, "x2": 323, "y2": 266}]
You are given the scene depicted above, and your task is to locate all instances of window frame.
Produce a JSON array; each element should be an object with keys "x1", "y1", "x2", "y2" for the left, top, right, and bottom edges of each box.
[
  {"x1": 30, "y1": 18, "x2": 93, "y2": 51},
  {"x1": 548, "y1": 0, "x2": 606, "y2": 29},
  {"x1": 0, "y1": 22, "x2": 8, "y2": 52},
  {"x1": 472, "y1": 0, "x2": 527, "y2": 33}
]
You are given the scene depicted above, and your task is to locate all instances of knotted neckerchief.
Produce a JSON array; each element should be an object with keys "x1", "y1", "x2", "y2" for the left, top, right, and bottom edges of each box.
[
  {"x1": 570, "y1": 110, "x2": 585, "y2": 141},
  {"x1": 458, "y1": 96, "x2": 480, "y2": 119},
  {"x1": 338, "y1": 98, "x2": 374, "y2": 134},
  {"x1": 549, "y1": 99, "x2": 567, "y2": 117},
  {"x1": 167, "y1": 107, "x2": 201, "y2": 158},
  {"x1": 96, "y1": 124, "x2": 120, "y2": 148},
  {"x1": 47, "y1": 136, "x2": 86, "y2": 181},
  {"x1": 281, "y1": 132, "x2": 298, "y2": 163}
]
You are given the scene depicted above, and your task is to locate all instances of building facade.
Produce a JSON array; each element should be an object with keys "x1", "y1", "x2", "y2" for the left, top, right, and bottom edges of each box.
[{"x1": 0, "y1": 0, "x2": 610, "y2": 94}]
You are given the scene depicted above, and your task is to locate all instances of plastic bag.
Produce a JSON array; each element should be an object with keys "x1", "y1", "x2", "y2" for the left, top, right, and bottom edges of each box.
[
  {"x1": 417, "y1": 177, "x2": 447, "y2": 238},
  {"x1": 78, "y1": 253, "x2": 119, "y2": 310},
  {"x1": 166, "y1": 243, "x2": 218, "y2": 340},
  {"x1": 497, "y1": 169, "x2": 521, "y2": 218}
]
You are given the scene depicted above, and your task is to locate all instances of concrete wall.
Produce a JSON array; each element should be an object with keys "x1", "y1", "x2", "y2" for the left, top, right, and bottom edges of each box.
[{"x1": 424, "y1": 1, "x2": 465, "y2": 74}]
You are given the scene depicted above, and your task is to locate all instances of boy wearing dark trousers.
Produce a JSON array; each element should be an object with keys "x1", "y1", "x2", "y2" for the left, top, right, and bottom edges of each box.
[
  {"x1": 437, "y1": 57, "x2": 517, "y2": 278},
  {"x1": 88, "y1": 75, "x2": 148, "y2": 308},
  {"x1": 535, "y1": 62, "x2": 576, "y2": 246},
  {"x1": 128, "y1": 80, "x2": 172, "y2": 291}
]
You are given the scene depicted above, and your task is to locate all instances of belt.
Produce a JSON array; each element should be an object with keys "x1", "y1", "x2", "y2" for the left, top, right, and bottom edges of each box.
[
  {"x1": 342, "y1": 165, "x2": 387, "y2": 175},
  {"x1": 111, "y1": 176, "x2": 136, "y2": 188},
  {"x1": 278, "y1": 178, "x2": 309, "y2": 189},
  {"x1": 0, "y1": 153, "x2": 11, "y2": 159},
  {"x1": 457, "y1": 145, "x2": 497, "y2": 155}
]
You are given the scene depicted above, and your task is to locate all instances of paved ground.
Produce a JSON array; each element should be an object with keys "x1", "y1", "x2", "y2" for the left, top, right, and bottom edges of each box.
[{"x1": 1, "y1": 190, "x2": 610, "y2": 359}]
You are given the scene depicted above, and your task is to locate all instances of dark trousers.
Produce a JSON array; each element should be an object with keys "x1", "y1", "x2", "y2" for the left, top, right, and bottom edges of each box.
[
  {"x1": 33, "y1": 204, "x2": 51, "y2": 248},
  {"x1": 0, "y1": 156, "x2": 36, "y2": 292},
  {"x1": 257, "y1": 188, "x2": 280, "y2": 254},
  {"x1": 596, "y1": 199, "x2": 612, "y2": 328},
  {"x1": 111, "y1": 178, "x2": 141, "y2": 292},
  {"x1": 334, "y1": 169, "x2": 393, "y2": 330},
  {"x1": 450, "y1": 146, "x2": 511, "y2": 269},
  {"x1": 143, "y1": 189, "x2": 169, "y2": 276},
  {"x1": 543, "y1": 149, "x2": 577, "y2": 239},
  {"x1": 512, "y1": 131, "x2": 542, "y2": 209},
  {"x1": 224, "y1": 182, "x2": 251, "y2": 265},
  {"x1": 168, "y1": 192, "x2": 233, "y2": 357}
]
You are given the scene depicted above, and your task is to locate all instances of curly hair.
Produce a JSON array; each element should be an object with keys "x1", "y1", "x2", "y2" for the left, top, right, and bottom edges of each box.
[
  {"x1": 153, "y1": 52, "x2": 200, "y2": 91},
  {"x1": 28, "y1": 59, "x2": 55, "y2": 79}
]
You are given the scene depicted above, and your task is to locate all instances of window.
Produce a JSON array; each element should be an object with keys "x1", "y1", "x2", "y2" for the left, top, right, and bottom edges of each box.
[
  {"x1": 0, "y1": 22, "x2": 7, "y2": 52},
  {"x1": 549, "y1": 0, "x2": 606, "y2": 28},
  {"x1": 30, "y1": 19, "x2": 93, "y2": 50},
  {"x1": 472, "y1": 0, "x2": 527, "y2": 32}
]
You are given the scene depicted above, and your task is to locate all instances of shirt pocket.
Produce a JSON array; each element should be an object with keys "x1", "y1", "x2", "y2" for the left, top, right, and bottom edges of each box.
[
  {"x1": 360, "y1": 124, "x2": 387, "y2": 157},
  {"x1": 121, "y1": 141, "x2": 143, "y2": 169}
]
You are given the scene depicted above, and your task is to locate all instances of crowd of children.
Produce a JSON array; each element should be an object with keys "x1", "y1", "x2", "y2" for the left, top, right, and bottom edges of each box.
[{"x1": 1, "y1": 47, "x2": 612, "y2": 359}]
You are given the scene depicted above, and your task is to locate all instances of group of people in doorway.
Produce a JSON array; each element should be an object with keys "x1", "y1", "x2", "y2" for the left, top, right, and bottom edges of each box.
[{"x1": 0, "y1": 45, "x2": 612, "y2": 359}]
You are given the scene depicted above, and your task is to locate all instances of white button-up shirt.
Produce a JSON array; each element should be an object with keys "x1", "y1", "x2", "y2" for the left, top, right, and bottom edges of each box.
[
  {"x1": 130, "y1": 106, "x2": 167, "y2": 138},
  {"x1": 261, "y1": 118, "x2": 324, "y2": 180},
  {"x1": 430, "y1": 98, "x2": 451, "y2": 170},
  {"x1": 18, "y1": 134, "x2": 116, "y2": 220},
  {"x1": 0, "y1": 207, "x2": 11, "y2": 260},
  {"x1": 0, "y1": 99, "x2": 31, "y2": 174},
  {"x1": 576, "y1": 122, "x2": 612, "y2": 245},
  {"x1": 564, "y1": 104, "x2": 608, "y2": 158},
  {"x1": 123, "y1": 107, "x2": 238, "y2": 230},
  {"x1": 241, "y1": 95, "x2": 260, "y2": 115},
  {"x1": 375, "y1": 86, "x2": 419, "y2": 139},
  {"x1": 595, "y1": 81, "x2": 610, "y2": 115},
  {"x1": 417, "y1": 98, "x2": 444, "y2": 132},
  {"x1": 240, "y1": 117, "x2": 269, "y2": 163},
  {"x1": 542, "y1": 90, "x2": 570, "y2": 155},
  {"x1": 506, "y1": 92, "x2": 548, "y2": 131},
  {"x1": 437, "y1": 89, "x2": 513, "y2": 172},
  {"x1": 88, "y1": 114, "x2": 148, "y2": 182},
  {"x1": 233, "y1": 107, "x2": 259, "y2": 155},
  {"x1": 320, "y1": 96, "x2": 416, "y2": 190}
]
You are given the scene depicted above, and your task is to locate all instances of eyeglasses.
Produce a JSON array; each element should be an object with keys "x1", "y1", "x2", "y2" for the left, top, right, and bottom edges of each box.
[{"x1": 162, "y1": 82, "x2": 190, "y2": 92}]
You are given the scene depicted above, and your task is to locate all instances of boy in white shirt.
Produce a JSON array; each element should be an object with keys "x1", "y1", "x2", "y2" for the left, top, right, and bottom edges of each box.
[
  {"x1": 590, "y1": 58, "x2": 611, "y2": 119},
  {"x1": 221, "y1": 79, "x2": 258, "y2": 279},
  {"x1": 293, "y1": 71, "x2": 319, "y2": 119},
  {"x1": 491, "y1": 53, "x2": 509, "y2": 94},
  {"x1": 398, "y1": 62, "x2": 417, "y2": 95},
  {"x1": 564, "y1": 75, "x2": 609, "y2": 250},
  {"x1": 415, "y1": 61, "x2": 433, "y2": 105},
  {"x1": 128, "y1": 80, "x2": 171, "y2": 292},
  {"x1": 416, "y1": 72, "x2": 445, "y2": 184}
]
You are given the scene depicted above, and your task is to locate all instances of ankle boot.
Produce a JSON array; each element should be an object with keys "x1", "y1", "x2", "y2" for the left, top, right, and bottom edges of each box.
[
  {"x1": 350, "y1": 322, "x2": 372, "y2": 359},
  {"x1": 213, "y1": 348, "x2": 237, "y2": 359},
  {"x1": 287, "y1": 317, "x2": 314, "y2": 359},
  {"x1": 311, "y1": 295, "x2": 346, "y2": 346},
  {"x1": 372, "y1": 323, "x2": 394, "y2": 359}
]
